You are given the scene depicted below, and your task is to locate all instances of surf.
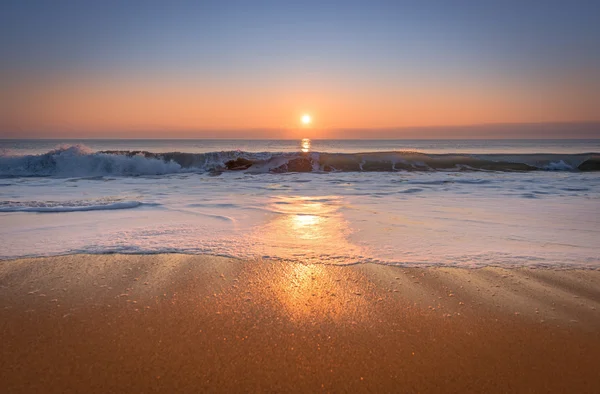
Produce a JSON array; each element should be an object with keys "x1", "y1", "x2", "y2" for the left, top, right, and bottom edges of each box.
[{"x1": 1, "y1": 145, "x2": 599, "y2": 177}]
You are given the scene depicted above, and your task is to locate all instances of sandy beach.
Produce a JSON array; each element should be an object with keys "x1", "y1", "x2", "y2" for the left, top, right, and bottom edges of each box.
[
  {"x1": 1, "y1": 254, "x2": 599, "y2": 393},
  {"x1": 4, "y1": 0, "x2": 600, "y2": 392}
]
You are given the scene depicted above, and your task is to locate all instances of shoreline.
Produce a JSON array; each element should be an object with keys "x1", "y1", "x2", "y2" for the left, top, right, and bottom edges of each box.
[
  {"x1": 2, "y1": 254, "x2": 600, "y2": 392},
  {"x1": 3, "y1": 252, "x2": 600, "y2": 270}
]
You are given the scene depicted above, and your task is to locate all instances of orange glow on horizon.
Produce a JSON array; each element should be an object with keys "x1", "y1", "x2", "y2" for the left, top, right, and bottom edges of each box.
[{"x1": 2, "y1": 72, "x2": 598, "y2": 138}]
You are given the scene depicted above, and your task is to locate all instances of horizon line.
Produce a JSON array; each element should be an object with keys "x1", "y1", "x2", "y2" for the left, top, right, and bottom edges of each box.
[{"x1": 2, "y1": 121, "x2": 599, "y2": 140}]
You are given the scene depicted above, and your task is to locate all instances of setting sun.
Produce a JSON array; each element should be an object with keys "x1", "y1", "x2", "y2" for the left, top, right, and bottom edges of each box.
[{"x1": 3, "y1": 2, "x2": 600, "y2": 392}]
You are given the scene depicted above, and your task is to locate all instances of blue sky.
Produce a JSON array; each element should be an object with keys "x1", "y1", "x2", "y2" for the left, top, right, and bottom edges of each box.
[{"x1": 1, "y1": 0, "x2": 599, "y2": 137}]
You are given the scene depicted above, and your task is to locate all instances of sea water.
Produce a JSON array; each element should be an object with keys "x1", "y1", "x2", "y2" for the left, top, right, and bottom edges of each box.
[{"x1": 1, "y1": 139, "x2": 599, "y2": 268}]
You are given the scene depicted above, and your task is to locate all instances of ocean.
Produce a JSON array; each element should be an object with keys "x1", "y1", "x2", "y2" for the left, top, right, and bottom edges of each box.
[{"x1": 1, "y1": 139, "x2": 599, "y2": 268}]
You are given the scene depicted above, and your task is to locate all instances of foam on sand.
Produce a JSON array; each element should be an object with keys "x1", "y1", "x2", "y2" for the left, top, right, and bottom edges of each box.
[{"x1": 0, "y1": 199, "x2": 143, "y2": 212}]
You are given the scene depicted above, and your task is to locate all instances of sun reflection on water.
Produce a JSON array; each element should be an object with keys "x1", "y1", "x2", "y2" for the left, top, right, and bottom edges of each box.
[
  {"x1": 292, "y1": 214, "x2": 321, "y2": 239},
  {"x1": 301, "y1": 138, "x2": 311, "y2": 153},
  {"x1": 250, "y1": 195, "x2": 364, "y2": 265}
]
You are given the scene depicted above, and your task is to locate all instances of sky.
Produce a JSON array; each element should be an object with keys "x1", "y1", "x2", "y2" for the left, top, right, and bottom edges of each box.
[{"x1": 1, "y1": 0, "x2": 599, "y2": 139}]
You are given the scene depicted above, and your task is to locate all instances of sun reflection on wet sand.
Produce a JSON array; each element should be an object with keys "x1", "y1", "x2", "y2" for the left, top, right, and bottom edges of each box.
[
  {"x1": 301, "y1": 138, "x2": 311, "y2": 153},
  {"x1": 249, "y1": 261, "x2": 374, "y2": 323}
]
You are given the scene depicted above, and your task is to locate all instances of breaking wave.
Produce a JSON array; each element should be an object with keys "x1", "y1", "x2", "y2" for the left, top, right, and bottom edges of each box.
[
  {"x1": 0, "y1": 145, "x2": 182, "y2": 177},
  {"x1": 1, "y1": 145, "x2": 599, "y2": 177}
]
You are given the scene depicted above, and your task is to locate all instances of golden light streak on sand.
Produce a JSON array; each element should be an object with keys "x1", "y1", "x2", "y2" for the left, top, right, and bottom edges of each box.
[{"x1": 266, "y1": 262, "x2": 373, "y2": 323}]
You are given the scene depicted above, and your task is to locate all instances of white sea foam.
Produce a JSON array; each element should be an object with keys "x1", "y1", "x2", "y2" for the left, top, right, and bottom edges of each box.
[
  {"x1": 1, "y1": 141, "x2": 599, "y2": 268},
  {"x1": 0, "y1": 200, "x2": 142, "y2": 212},
  {"x1": 544, "y1": 160, "x2": 574, "y2": 171},
  {"x1": 1, "y1": 169, "x2": 599, "y2": 268},
  {"x1": 0, "y1": 145, "x2": 182, "y2": 177}
]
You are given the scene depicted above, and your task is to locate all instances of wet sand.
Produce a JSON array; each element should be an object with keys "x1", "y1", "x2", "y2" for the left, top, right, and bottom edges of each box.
[{"x1": 1, "y1": 254, "x2": 600, "y2": 393}]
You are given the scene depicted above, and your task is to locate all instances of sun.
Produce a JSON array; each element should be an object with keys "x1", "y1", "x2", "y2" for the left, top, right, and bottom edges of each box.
[{"x1": 301, "y1": 114, "x2": 312, "y2": 125}]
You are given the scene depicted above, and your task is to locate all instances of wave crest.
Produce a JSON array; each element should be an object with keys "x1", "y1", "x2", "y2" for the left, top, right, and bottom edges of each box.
[
  {"x1": 0, "y1": 145, "x2": 182, "y2": 177},
  {"x1": 1, "y1": 145, "x2": 599, "y2": 177}
]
